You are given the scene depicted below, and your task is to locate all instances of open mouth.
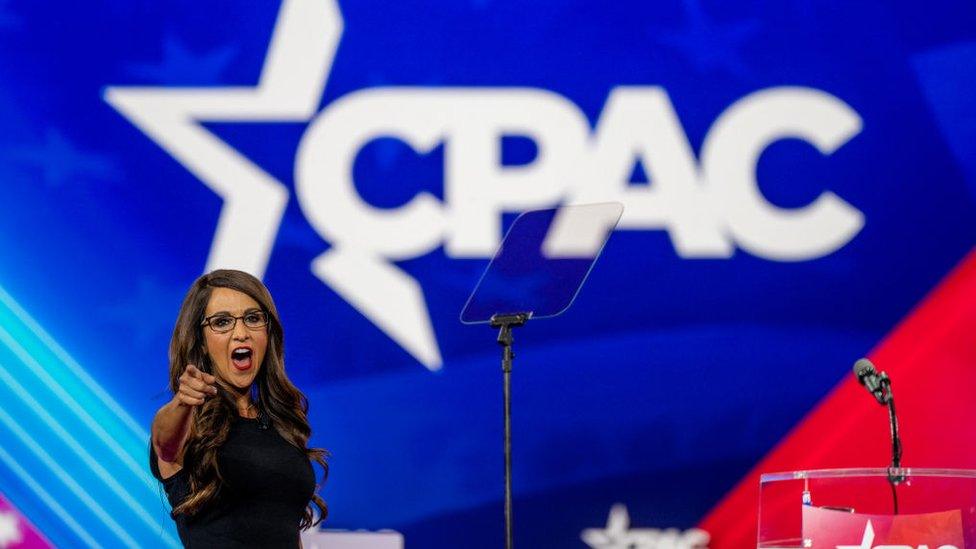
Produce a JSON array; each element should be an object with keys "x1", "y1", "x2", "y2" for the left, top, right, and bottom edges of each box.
[{"x1": 231, "y1": 347, "x2": 253, "y2": 371}]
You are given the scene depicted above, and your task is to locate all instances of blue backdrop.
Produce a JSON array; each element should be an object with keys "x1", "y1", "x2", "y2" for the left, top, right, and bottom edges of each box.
[{"x1": 0, "y1": 0, "x2": 974, "y2": 547}]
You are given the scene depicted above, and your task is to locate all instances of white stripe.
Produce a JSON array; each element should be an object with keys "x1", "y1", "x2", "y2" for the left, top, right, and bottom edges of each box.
[
  {"x1": 0, "y1": 445, "x2": 102, "y2": 549},
  {"x1": 0, "y1": 405, "x2": 140, "y2": 548},
  {"x1": 0, "y1": 362, "x2": 178, "y2": 547},
  {"x1": 0, "y1": 285, "x2": 148, "y2": 440}
]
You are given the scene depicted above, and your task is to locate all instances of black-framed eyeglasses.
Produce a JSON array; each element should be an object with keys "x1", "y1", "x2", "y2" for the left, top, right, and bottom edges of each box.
[{"x1": 201, "y1": 310, "x2": 269, "y2": 334}]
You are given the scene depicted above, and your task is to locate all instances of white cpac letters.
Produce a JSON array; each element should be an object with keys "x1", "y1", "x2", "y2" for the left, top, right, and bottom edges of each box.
[
  {"x1": 109, "y1": 0, "x2": 866, "y2": 369},
  {"x1": 837, "y1": 520, "x2": 960, "y2": 549},
  {"x1": 296, "y1": 89, "x2": 447, "y2": 260},
  {"x1": 572, "y1": 87, "x2": 732, "y2": 257},
  {"x1": 296, "y1": 88, "x2": 591, "y2": 259},
  {"x1": 297, "y1": 85, "x2": 864, "y2": 263},
  {"x1": 442, "y1": 90, "x2": 590, "y2": 257},
  {"x1": 702, "y1": 86, "x2": 864, "y2": 260}
]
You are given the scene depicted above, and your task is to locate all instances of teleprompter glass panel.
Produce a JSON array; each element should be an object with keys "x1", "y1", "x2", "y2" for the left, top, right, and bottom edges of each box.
[{"x1": 460, "y1": 202, "x2": 623, "y2": 324}]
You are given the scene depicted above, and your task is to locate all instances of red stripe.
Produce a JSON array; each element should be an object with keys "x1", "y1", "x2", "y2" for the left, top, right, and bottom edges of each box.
[{"x1": 697, "y1": 246, "x2": 976, "y2": 548}]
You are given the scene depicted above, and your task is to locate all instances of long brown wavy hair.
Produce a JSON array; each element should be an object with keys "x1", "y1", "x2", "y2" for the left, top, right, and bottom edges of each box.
[{"x1": 167, "y1": 269, "x2": 328, "y2": 528}]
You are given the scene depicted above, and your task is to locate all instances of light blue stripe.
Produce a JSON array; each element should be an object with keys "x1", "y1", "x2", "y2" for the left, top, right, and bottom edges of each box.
[
  {"x1": 0, "y1": 324, "x2": 156, "y2": 493},
  {"x1": 0, "y1": 284, "x2": 179, "y2": 547},
  {"x1": 0, "y1": 285, "x2": 148, "y2": 440},
  {"x1": 0, "y1": 405, "x2": 140, "y2": 548},
  {"x1": 0, "y1": 361, "x2": 174, "y2": 542},
  {"x1": 0, "y1": 445, "x2": 102, "y2": 549}
]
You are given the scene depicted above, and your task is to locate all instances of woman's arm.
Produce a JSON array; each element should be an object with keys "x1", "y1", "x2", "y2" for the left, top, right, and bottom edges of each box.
[{"x1": 152, "y1": 364, "x2": 217, "y2": 463}]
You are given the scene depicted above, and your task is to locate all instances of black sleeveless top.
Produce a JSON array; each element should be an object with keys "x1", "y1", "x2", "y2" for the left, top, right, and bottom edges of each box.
[{"x1": 149, "y1": 415, "x2": 316, "y2": 548}]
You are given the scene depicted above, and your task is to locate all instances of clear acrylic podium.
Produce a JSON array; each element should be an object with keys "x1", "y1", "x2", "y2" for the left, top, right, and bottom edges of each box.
[{"x1": 759, "y1": 468, "x2": 976, "y2": 548}]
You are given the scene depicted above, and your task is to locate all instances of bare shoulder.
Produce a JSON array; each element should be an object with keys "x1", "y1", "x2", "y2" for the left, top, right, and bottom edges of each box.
[{"x1": 156, "y1": 454, "x2": 184, "y2": 480}]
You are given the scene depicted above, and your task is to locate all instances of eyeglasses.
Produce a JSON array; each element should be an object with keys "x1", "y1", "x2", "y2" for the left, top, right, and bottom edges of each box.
[{"x1": 201, "y1": 310, "x2": 269, "y2": 334}]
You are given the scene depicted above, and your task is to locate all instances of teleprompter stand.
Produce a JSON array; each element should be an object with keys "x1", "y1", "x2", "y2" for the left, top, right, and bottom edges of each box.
[
  {"x1": 491, "y1": 312, "x2": 527, "y2": 549},
  {"x1": 460, "y1": 203, "x2": 623, "y2": 549}
]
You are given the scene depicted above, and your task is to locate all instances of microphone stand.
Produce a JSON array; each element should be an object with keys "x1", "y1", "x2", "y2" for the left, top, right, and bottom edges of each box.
[
  {"x1": 879, "y1": 373, "x2": 904, "y2": 513},
  {"x1": 490, "y1": 312, "x2": 529, "y2": 549}
]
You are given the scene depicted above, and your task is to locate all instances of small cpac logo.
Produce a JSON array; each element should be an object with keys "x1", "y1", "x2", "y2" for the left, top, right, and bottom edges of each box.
[
  {"x1": 581, "y1": 503, "x2": 708, "y2": 549},
  {"x1": 836, "y1": 521, "x2": 959, "y2": 549}
]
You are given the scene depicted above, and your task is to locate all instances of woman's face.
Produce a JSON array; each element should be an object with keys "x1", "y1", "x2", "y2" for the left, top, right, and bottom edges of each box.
[{"x1": 202, "y1": 287, "x2": 269, "y2": 391}]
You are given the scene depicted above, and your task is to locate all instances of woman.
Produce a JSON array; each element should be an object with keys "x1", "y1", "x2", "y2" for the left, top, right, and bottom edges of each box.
[{"x1": 150, "y1": 269, "x2": 328, "y2": 547}]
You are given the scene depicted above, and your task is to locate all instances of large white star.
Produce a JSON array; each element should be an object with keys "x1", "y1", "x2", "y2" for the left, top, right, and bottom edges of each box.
[
  {"x1": 105, "y1": 1, "x2": 444, "y2": 369},
  {"x1": 104, "y1": 0, "x2": 341, "y2": 278}
]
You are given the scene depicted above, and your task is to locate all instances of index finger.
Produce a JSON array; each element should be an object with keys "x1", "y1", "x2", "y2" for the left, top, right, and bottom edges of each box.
[{"x1": 185, "y1": 364, "x2": 216, "y2": 384}]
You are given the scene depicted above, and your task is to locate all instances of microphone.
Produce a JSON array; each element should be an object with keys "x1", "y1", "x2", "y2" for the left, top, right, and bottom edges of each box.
[{"x1": 853, "y1": 358, "x2": 886, "y2": 404}]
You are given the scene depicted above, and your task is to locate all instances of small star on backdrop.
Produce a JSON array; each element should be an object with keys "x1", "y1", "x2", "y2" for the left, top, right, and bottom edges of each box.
[
  {"x1": 655, "y1": 0, "x2": 760, "y2": 77},
  {"x1": 5, "y1": 129, "x2": 121, "y2": 187},
  {"x1": 127, "y1": 35, "x2": 237, "y2": 85},
  {"x1": 0, "y1": 0, "x2": 20, "y2": 29}
]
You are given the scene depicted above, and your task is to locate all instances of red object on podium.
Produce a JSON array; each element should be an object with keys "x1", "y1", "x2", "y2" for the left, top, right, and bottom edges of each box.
[{"x1": 758, "y1": 468, "x2": 976, "y2": 548}]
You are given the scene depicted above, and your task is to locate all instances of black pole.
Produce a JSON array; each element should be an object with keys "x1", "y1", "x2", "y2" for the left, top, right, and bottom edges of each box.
[
  {"x1": 882, "y1": 375, "x2": 902, "y2": 470},
  {"x1": 502, "y1": 338, "x2": 513, "y2": 549},
  {"x1": 880, "y1": 373, "x2": 904, "y2": 513},
  {"x1": 491, "y1": 313, "x2": 528, "y2": 549}
]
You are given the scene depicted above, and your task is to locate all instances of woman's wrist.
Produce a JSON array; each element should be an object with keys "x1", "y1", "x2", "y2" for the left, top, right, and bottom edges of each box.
[{"x1": 159, "y1": 395, "x2": 192, "y2": 425}]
